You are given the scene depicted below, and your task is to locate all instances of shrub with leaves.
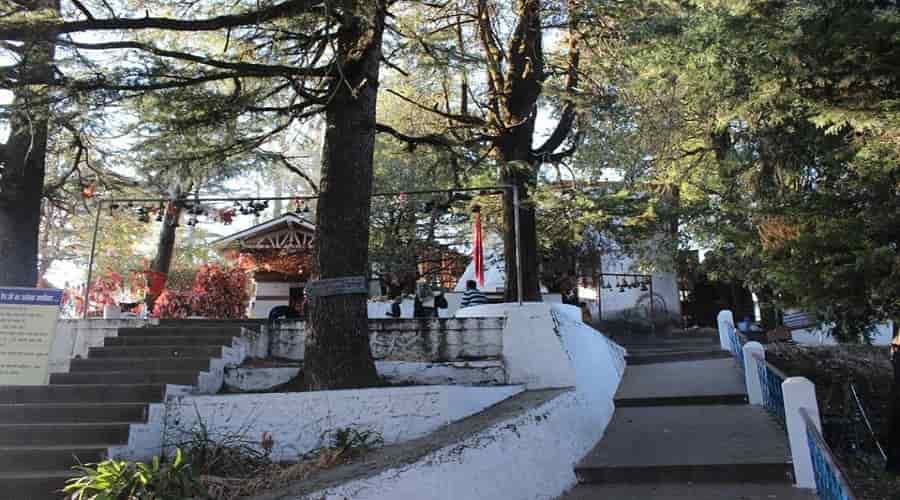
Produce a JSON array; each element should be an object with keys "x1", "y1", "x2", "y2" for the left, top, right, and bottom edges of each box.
[
  {"x1": 153, "y1": 264, "x2": 250, "y2": 319},
  {"x1": 63, "y1": 449, "x2": 207, "y2": 499},
  {"x1": 190, "y1": 264, "x2": 251, "y2": 319}
]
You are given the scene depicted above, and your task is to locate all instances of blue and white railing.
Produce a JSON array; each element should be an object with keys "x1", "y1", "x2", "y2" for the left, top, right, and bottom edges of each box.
[
  {"x1": 753, "y1": 353, "x2": 787, "y2": 423},
  {"x1": 802, "y1": 408, "x2": 858, "y2": 500},
  {"x1": 719, "y1": 309, "x2": 859, "y2": 498}
]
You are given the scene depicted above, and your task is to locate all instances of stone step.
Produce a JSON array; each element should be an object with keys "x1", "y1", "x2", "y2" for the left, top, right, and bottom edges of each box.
[
  {"x1": 0, "y1": 445, "x2": 108, "y2": 472},
  {"x1": 575, "y1": 406, "x2": 792, "y2": 485},
  {"x1": 625, "y1": 350, "x2": 730, "y2": 365},
  {"x1": 88, "y1": 345, "x2": 224, "y2": 359},
  {"x1": 0, "y1": 384, "x2": 166, "y2": 404},
  {"x1": 615, "y1": 394, "x2": 748, "y2": 407},
  {"x1": 0, "y1": 423, "x2": 132, "y2": 446},
  {"x1": 559, "y1": 482, "x2": 815, "y2": 499},
  {"x1": 50, "y1": 370, "x2": 201, "y2": 385},
  {"x1": 69, "y1": 357, "x2": 211, "y2": 372},
  {"x1": 615, "y1": 358, "x2": 746, "y2": 403},
  {"x1": 116, "y1": 326, "x2": 246, "y2": 337},
  {"x1": 0, "y1": 471, "x2": 76, "y2": 500},
  {"x1": 0, "y1": 402, "x2": 148, "y2": 424},
  {"x1": 104, "y1": 334, "x2": 236, "y2": 346}
]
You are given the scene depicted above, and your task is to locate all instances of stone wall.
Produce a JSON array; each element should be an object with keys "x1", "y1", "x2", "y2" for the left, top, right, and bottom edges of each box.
[{"x1": 51, "y1": 317, "x2": 505, "y2": 372}]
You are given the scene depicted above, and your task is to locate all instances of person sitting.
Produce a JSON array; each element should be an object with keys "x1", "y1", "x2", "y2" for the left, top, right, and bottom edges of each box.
[
  {"x1": 268, "y1": 294, "x2": 304, "y2": 322},
  {"x1": 432, "y1": 291, "x2": 449, "y2": 317},
  {"x1": 385, "y1": 274, "x2": 403, "y2": 317},
  {"x1": 460, "y1": 280, "x2": 488, "y2": 308}
]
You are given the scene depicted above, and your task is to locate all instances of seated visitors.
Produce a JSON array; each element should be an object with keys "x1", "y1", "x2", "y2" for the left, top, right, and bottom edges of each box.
[
  {"x1": 460, "y1": 280, "x2": 488, "y2": 308},
  {"x1": 268, "y1": 294, "x2": 304, "y2": 321},
  {"x1": 432, "y1": 290, "x2": 449, "y2": 317},
  {"x1": 385, "y1": 274, "x2": 404, "y2": 317}
]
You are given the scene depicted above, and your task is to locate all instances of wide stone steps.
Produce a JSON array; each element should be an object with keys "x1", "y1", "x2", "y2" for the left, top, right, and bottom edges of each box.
[
  {"x1": 50, "y1": 370, "x2": 202, "y2": 385},
  {"x1": 574, "y1": 405, "x2": 793, "y2": 484},
  {"x1": 4, "y1": 323, "x2": 245, "y2": 499},
  {"x1": 560, "y1": 482, "x2": 816, "y2": 499},
  {"x1": 69, "y1": 357, "x2": 212, "y2": 372},
  {"x1": 560, "y1": 340, "x2": 814, "y2": 500},
  {"x1": 0, "y1": 445, "x2": 108, "y2": 472},
  {"x1": 0, "y1": 384, "x2": 167, "y2": 404},
  {"x1": 87, "y1": 344, "x2": 226, "y2": 359},
  {"x1": 1, "y1": 471, "x2": 77, "y2": 500},
  {"x1": 0, "y1": 423, "x2": 132, "y2": 446},
  {"x1": 103, "y1": 334, "x2": 237, "y2": 346},
  {"x1": 0, "y1": 402, "x2": 148, "y2": 423},
  {"x1": 115, "y1": 326, "x2": 247, "y2": 337}
]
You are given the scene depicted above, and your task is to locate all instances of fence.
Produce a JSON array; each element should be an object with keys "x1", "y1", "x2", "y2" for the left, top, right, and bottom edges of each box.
[
  {"x1": 752, "y1": 353, "x2": 787, "y2": 423},
  {"x1": 727, "y1": 321, "x2": 745, "y2": 372},
  {"x1": 719, "y1": 309, "x2": 860, "y2": 499},
  {"x1": 802, "y1": 408, "x2": 859, "y2": 500}
]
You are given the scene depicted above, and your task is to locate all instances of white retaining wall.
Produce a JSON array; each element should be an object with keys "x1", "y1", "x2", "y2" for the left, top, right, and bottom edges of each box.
[
  {"x1": 296, "y1": 303, "x2": 626, "y2": 500},
  {"x1": 164, "y1": 385, "x2": 524, "y2": 462},
  {"x1": 223, "y1": 360, "x2": 507, "y2": 392}
]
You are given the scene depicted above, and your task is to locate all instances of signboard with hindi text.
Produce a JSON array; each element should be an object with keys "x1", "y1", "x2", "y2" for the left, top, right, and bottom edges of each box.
[{"x1": 0, "y1": 287, "x2": 64, "y2": 385}]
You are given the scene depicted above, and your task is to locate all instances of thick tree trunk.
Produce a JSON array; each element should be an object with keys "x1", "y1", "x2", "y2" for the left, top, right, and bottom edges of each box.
[
  {"x1": 500, "y1": 167, "x2": 541, "y2": 302},
  {"x1": 496, "y1": 0, "x2": 543, "y2": 302},
  {"x1": 145, "y1": 197, "x2": 183, "y2": 309},
  {"x1": 888, "y1": 332, "x2": 900, "y2": 474},
  {"x1": 0, "y1": 31, "x2": 55, "y2": 287},
  {"x1": 303, "y1": 2, "x2": 382, "y2": 390}
]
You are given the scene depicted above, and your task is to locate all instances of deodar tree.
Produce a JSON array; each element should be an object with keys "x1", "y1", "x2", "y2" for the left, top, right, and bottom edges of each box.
[
  {"x1": 377, "y1": 0, "x2": 594, "y2": 301},
  {"x1": 0, "y1": 0, "x2": 392, "y2": 389}
]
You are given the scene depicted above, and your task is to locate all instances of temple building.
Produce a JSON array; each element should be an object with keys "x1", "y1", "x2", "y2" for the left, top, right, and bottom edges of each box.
[{"x1": 213, "y1": 213, "x2": 315, "y2": 318}]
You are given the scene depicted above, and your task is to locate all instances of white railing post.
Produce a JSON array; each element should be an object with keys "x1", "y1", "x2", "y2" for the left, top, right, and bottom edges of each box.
[
  {"x1": 742, "y1": 341, "x2": 765, "y2": 405},
  {"x1": 783, "y1": 376, "x2": 822, "y2": 489},
  {"x1": 717, "y1": 310, "x2": 735, "y2": 351}
]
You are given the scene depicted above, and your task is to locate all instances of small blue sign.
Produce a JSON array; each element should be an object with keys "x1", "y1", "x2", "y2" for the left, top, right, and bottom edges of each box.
[{"x1": 0, "y1": 287, "x2": 64, "y2": 306}]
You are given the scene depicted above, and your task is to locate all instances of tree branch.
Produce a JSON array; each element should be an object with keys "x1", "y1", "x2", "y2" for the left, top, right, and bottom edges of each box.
[
  {"x1": 0, "y1": 0, "x2": 326, "y2": 40},
  {"x1": 61, "y1": 40, "x2": 333, "y2": 78}
]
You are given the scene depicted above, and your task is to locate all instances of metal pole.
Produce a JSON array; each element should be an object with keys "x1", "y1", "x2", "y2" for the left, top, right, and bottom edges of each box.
[
  {"x1": 649, "y1": 277, "x2": 655, "y2": 337},
  {"x1": 512, "y1": 184, "x2": 523, "y2": 306},
  {"x1": 82, "y1": 200, "x2": 103, "y2": 319}
]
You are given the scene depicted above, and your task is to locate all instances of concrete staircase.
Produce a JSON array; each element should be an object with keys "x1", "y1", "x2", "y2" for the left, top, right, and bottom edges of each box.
[
  {"x1": 0, "y1": 324, "x2": 252, "y2": 500},
  {"x1": 560, "y1": 336, "x2": 815, "y2": 499}
]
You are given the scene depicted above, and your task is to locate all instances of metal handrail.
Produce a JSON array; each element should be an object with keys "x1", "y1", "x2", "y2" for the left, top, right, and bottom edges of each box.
[
  {"x1": 751, "y1": 352, "x2": 787, "y2": 423},
  {"x1": 800, "y1": 407, "x2": 859, "y2": 500}
]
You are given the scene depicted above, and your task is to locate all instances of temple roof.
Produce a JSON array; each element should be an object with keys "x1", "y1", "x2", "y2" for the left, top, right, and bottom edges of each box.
[{"x1": 213, "y1": 213, "x2": 315, "y2": 250}]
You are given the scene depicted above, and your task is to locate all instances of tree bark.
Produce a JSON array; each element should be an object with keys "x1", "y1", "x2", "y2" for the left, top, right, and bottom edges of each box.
[
  {"x1": 303, "y1": 1, "x2": 382, "y2": 390},
  {"x1": 0, "y1": 15, "x2": 56, "y2": 287},
  {"x1": 887, "y1": 331, "x2": 900, "y2": 474},
  {"x1": 498, "y1": 0, "x2": 543, "y2": 302},
  {"x1": 145, "y1": 193, "x2": 183, "y2": 309}
]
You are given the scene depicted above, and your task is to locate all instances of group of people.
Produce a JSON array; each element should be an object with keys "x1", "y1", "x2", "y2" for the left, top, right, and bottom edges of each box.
[
  {"x1": 383, "y1": 276, "x2": 489, "y2": 318},
  {"x1": 268, "y1": 276, "x2": 494, "y2": 321}
]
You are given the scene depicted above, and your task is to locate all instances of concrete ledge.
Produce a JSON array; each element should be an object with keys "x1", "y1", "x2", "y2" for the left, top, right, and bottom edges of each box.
[
  {"x1": 164, "y1": 385, "x2": 524, "y2": 462},
  {"x1": 251, "y1": 304, "x2": 627, "y2": 500}
]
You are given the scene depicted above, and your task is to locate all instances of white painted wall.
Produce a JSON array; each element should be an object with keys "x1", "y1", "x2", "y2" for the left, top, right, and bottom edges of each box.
[
  {"x1": 294, "y1": 303, "x2": 627, "y2": 500},
  {"x1": 223, "y1": 360, "x2": 508, "y2": 392},
  {"x1": 164, "y1": 385, "x2": 523, "y2": 462},
  {"x1": 458, "y1": 303, "x2": 575, "y2": 389}
]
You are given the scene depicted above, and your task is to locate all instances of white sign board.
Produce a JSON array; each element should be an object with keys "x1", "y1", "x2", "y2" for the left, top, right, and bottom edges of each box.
[{"x1": 0, "y1": 287, "x2": 64, "y2": 385}]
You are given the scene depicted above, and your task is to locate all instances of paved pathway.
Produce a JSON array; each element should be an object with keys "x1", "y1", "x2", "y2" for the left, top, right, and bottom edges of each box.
[{"x1": 560, "y1": 335, "x2": 815, "y2": 499}]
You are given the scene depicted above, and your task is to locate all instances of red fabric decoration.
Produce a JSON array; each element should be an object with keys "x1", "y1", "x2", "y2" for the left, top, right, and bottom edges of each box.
[{"x1": 473, "y1": 207, "x2": 485, "y2": 287}]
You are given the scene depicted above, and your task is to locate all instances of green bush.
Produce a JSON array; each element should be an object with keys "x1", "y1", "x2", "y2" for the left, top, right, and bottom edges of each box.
[{"x1": 63, "y1": 449, "x2": 207, "y2": 500}]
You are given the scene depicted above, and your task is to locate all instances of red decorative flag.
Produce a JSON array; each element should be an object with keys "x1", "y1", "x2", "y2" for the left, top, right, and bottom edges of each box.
[{"x1": 473, "y1": 206, "x2": 485, "y2": 287}]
